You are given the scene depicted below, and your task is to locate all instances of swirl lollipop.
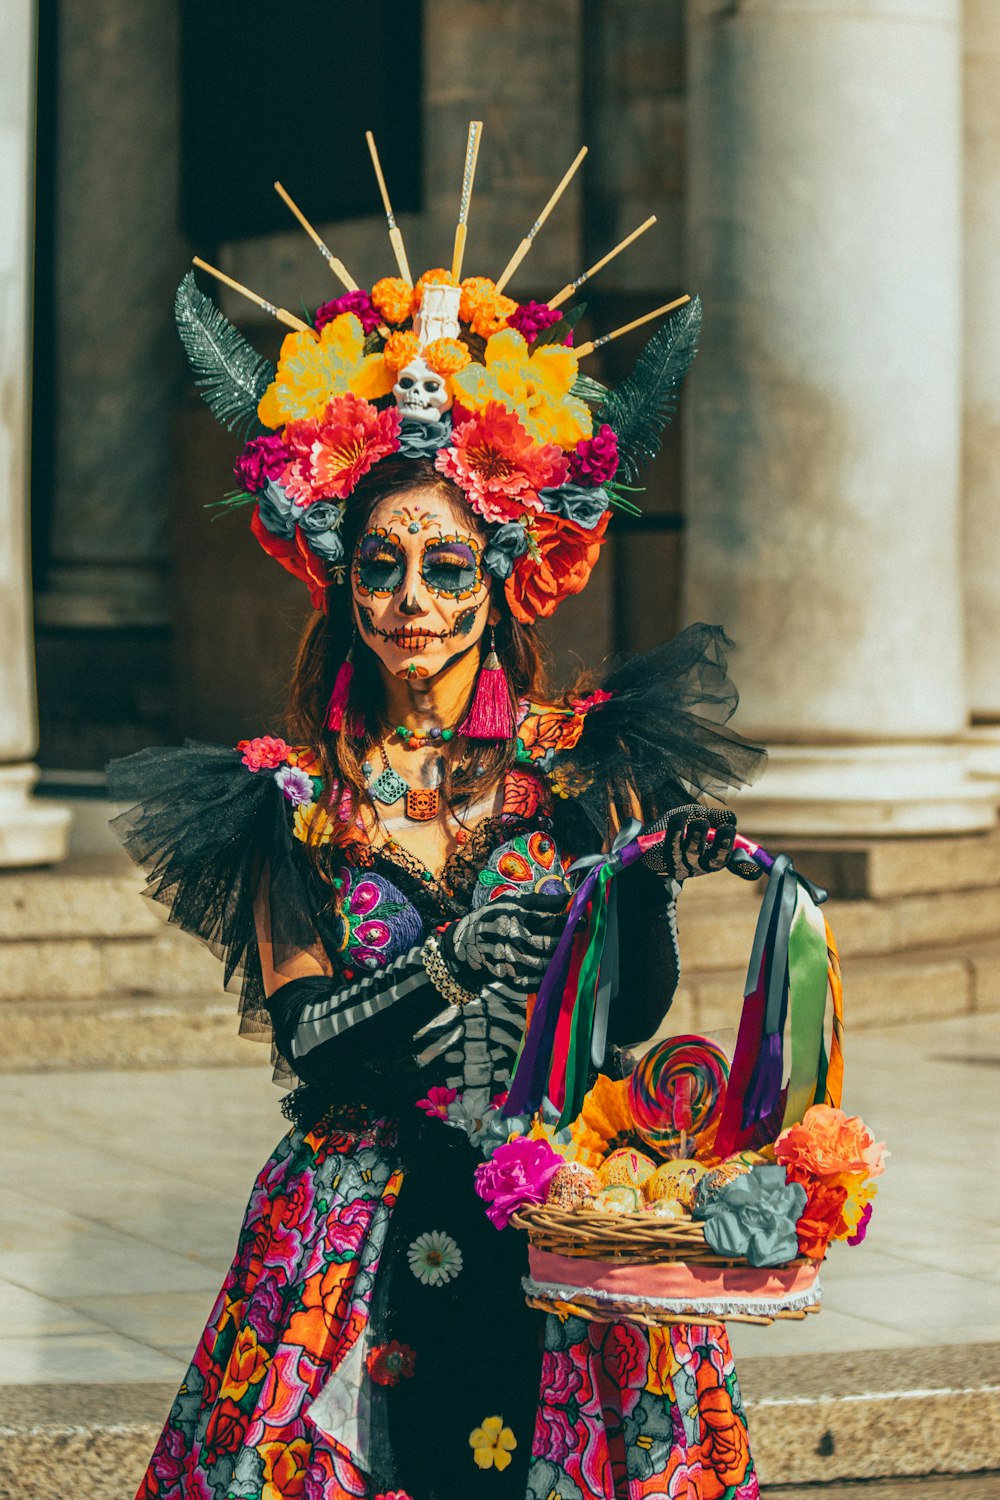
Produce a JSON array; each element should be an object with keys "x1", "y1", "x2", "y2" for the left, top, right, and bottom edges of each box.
[{"x1": 627, "y1": 1034, "x2": 730, "y2": 1155}]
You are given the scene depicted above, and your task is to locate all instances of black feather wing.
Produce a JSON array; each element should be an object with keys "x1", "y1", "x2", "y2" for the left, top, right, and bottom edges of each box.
[
  {"x1": 597, "y1": 295, "x2": 702, "y2": 482},
  {"x1": 174, "y1": 271, "x2": 275, "y2": 440}
]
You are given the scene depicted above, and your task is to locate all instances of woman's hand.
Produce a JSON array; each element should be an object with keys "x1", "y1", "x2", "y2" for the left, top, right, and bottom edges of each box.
[
  {"x1": 438, "y1": 891, "x2": 568, "y2": 995},
  {"x1": 641, "y1": 804, "x2": 762, "y2": 882}
]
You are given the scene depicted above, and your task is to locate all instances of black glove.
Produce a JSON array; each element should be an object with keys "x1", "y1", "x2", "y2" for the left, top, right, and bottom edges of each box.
[
  {"x1": 439, "y1": 891, "x2": 568, "y2": 995},
  {"x1": 641, "y1": 804, "x2": 762, "y2": 882}
]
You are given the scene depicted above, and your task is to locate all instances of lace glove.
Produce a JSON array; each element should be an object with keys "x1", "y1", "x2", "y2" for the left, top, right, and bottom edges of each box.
[
  {"x1": 438, "y1": 891, "x2": 568, "y2": 995},
  {"x1": 642, "y1": 804, "x2": 762, "y2": 882}
]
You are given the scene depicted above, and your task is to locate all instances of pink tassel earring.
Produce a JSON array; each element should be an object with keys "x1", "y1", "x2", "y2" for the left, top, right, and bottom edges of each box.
[
  {"x1": 459, "y1": 629, "x2": 515, "y2": 740},
  {"x1": 326, "y1": 641, "x2": 355, "y2": 732}
]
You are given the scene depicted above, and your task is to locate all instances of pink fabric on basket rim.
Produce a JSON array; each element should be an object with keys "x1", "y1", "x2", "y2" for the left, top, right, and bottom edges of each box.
[{"x1": 528, "y1": 1247, "x2": 819, "y2": 1305}]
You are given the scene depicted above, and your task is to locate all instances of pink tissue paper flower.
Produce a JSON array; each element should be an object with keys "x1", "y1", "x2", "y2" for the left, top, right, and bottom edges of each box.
[{"x1": 474, "y1": 1137, "x2": 564, "y2": 1229}]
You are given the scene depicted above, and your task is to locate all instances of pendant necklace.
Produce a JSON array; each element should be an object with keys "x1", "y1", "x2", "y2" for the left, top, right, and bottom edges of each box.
[{"x1": 367, "y1": 741, "x2": 441, "y2": 822}]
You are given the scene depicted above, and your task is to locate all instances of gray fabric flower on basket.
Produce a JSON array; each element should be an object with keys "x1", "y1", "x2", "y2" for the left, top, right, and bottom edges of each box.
[{"x1": 695, "y1": 1164, "x2": 806, "y2": 1267}]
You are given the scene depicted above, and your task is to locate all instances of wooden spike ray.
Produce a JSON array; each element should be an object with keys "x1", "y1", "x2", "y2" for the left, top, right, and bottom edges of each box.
[
  {"x1": 495, "y1": 146, "x2": 588, "y2": 295},
  {"x1": 575, "y1": 293, "x2": 691, "y2": 359},
  {"x1": 451, "y1": 120, "x2": 483, "y2": 281},
  {"x1": 192, "y1": 256, "x2": 312, "y2": 333},
  {"x1": 548, "y1": 215, "x2": 658, "y2": 311},
  {"x1": 273, "y1": 181, "x2": 391, "y2": 338},
  {"x1": 273, "y1": 182, "x2": 358, "y2": 292},
  {"x1": 365, "y1": 130, "x2": 412, "y2": 283}
]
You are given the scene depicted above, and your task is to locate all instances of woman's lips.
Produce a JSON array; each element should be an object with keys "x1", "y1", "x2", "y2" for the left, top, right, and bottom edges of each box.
[{"x1": 387, "y1": 628, "x2": 442, "y2": 649}]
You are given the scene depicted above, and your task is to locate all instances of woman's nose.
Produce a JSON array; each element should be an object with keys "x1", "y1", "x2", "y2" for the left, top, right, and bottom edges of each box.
[{"x1": 397, "y1": 558, "x2": 431, "y2": 616}]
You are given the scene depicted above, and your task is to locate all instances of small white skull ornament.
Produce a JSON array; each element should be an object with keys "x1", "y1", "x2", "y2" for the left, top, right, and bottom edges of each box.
[{"x1": 393, "y1": 356, "x2": 453, "y2": 424}]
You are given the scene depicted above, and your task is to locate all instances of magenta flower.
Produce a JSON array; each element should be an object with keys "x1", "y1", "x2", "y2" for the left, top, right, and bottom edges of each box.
[
  {"x1": 274, "y1": 765, "x2": 314, "y2": 807},
  {"x1": 473, "y1": 1137, "x2": 564, "y2": 1229},
  {"x1": 569, "y1": 424, "x2": 619, "y2": 486},
  {"x1": 507, "y1": 301, "x2": 567, "y2": 344},
  {"x1": 233, "y1": 434, "x2": 291, "y2": 493},
  {"x1": 416, "y1": 1085, "x2": 459, "y2": 1120},
  {"x1": 315, "y1": 290, "x2": 380, "y2": 336},
  {"x1": 847, "y1": 1201, "x2": 874, "y2": 1246}
]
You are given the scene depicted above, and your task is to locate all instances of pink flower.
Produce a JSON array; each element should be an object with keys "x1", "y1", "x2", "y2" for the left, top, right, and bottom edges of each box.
[
  {"x1": 237, "y1": 735, "x2": 290, "y2": 771},
  {"x1": 847, "y1": 1200, "x2": 874, "y2": 1246},
  {"x1": 374, "y1": 1492, "x2": 414, "y2": 1500},
  {"x1": 473, "y1": 1137, "x2": 564, "y2": 1229},
  {"x1": 416, "y1": 1085, "x2": 459, "y2": 1120},
  {"x1": 283, "y1": 394, "x2": 401, "y2": 503},
  {"x1": 572, "y1": 689, "x2": 612, "y2": 716},
  {"x1": 315, "y1": 289, "x2": 380, "y2": 335},
  {"x1": 506, "y1": 301, "x2": 568, "y2": 344},
  {"x1": 435, "y1": 403, "x2": 568, "y2": 525},
  {"x1": 233, "y1": 433, "x2": 290, "y2": 493},
  {"x1": 569, "y1": 423, "x2": 619, "y2": 485}
]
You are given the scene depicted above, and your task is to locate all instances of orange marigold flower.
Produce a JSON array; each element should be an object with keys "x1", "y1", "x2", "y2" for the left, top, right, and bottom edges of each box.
[
  {"x1": 460, "y1": 276, "x2": 499, "y2": 322},
  {"x1": 471, "y1": 293, "x2": 517, "y2": 341},
  {"x1": 372, "y1": 276, "x2": 414, "y2": 325},
  {"x1": 423, "y1": 337, "x2": 471, "y2": 377},
  {"x1": 414, "y1": 267, "x2": 459, "y2": 305},
  {"x1": 383, "y1": 330, "x2": 421, "y2": 374}
]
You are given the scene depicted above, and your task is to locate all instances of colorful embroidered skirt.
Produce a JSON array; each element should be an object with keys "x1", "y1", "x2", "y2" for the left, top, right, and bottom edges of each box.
[{"x1": 134, "y1": 1121, "x2": 759, "y2": 1500}]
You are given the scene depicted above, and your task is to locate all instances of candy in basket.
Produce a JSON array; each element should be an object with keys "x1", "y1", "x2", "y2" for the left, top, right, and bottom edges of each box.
[{"x1": 466, "y1": 824, "x2": 887, "y2": 1328}]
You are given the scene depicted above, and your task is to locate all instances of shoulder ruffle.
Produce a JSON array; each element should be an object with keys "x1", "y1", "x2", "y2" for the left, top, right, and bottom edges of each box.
[
  {"x1": 550, "y1": 624, "x2": 767, "y2": 842},
  {"x1": 107, "y1": 739, "x2": 331, "y2": 1049}
]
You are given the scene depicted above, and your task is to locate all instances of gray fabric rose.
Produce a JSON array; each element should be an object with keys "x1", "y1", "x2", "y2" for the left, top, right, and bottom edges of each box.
[
  {"x1": 398, "y1": 415, "x2": 453, "y2": 458},
  {"x1": 256, "y1": 479, "x2": 297, "y2": 539},
  {"x1": 296, "y1": 501, "x2": 345, "y2": 563},
  {"x1": 538, "y1": 481, "x2": 609, "y2": 530},
  {"x1": 483, "y1": 522, "x2": 529, "y2": 580}
]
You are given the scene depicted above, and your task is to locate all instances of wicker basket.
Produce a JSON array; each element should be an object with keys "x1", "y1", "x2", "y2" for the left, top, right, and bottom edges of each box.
[{"x1": 511, "y1": 1203, "x2": 822, "y2": 1327}]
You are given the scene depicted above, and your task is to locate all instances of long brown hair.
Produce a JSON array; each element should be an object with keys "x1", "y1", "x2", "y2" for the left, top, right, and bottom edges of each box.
[{"x1": 283, "y1": 457, "x2": 582, "y2": 849}]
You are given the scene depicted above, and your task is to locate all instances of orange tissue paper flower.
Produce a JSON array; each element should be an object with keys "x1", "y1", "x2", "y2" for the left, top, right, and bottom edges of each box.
[
  {"x1": 383, "y1": 330, "x2": 421, "y2": 374},
  {"x1": 424, "y1": 337, "x2": 472, "y2": 377},
  {"x1": 775, "y1": 1104, "x2": 886, "y2": 1181}
]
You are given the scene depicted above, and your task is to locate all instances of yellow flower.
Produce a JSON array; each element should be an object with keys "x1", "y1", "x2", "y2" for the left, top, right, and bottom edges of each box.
[
  {"x1": 260, "y1": 1437, "x2": 311, "y2": 1500},
  {"x1": 565, "y1": 1073, "x2": 634, "y2": 1169},
  {"x1": 257, "y1": 314, "x2": 393, "y2": 427},
  {"x1": 292, "y1": 800, "x2": 335, "y2": 846},
  {"x1": 526, "y1": 1118, "x2": 602, "y2": 1171},
  {"x1": 220, "y1": 1325, "x2": 269, "y2": 1401},
  {"x1": 830, "y1": 1169, "x2": 878, "y2": 1239},
  {"x1": 452, "y1": 327, "x2": 592, "y2": 449},
  {"x1": 469, "y1": 1415, "x2": 517, "y2": 1472}
]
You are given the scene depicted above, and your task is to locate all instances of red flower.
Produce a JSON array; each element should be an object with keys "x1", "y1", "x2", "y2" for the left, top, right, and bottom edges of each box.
[
  {"x1": 791, "y1": 1175, "x2": 849, "y2": 1260},
  {"x1": 366, "y1": 1340, "x2": 416, "y2": 1387},
  {"x1": 435, "y1": 404, "x2": 568, "y2": 524},
  {"x1": 572, "y1": 689, "x2": 612, "y2": 715},
  {"x1": 202, "y1": 1397, "x2": 245, "y2": 1463},
  {"x1": 505, "y1": 510, "x2": 609, "y2": 624},
  {"x1": 237, "y1": 734, "x2": 290, "y2": 771},
  {"x1": 251, "y1": 505, "x2": 331, "y2": 610},
  {"x1": 283, "y1": 394, "x2": 401, "y2": 503}
]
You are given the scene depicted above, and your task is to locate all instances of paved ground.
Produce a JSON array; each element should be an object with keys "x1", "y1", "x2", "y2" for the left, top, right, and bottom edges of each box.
[{"x1": 0, "y1": 1013, "x2": 998, "y2": 1385}]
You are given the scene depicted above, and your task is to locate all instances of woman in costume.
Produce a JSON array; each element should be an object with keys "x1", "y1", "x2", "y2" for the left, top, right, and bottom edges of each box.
[{"x1": 111, "y1": 133, "x2": 766, "y2": 1500}]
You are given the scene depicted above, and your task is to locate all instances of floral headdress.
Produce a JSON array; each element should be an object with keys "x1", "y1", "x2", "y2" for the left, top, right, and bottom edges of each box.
[{"x1": 177, "y1": 124, "x2": 701, "y2": 621}]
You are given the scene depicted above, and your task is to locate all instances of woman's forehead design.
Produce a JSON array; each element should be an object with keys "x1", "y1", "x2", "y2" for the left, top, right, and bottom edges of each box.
[{"x1": 367, "y1": 490, "x2": 486, "y2": 546}]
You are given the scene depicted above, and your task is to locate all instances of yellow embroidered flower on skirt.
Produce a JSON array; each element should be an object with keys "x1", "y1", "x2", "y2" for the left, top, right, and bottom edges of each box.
[
  {"x1": 469, "y1": 1415, "x2": 517, "y2": 1472},
  {"x1": 566, "y1": 1073, "x2": 635, "y2": 1168},
  {"x1": 452, "y1": 327, "x2": 592, "y2": 449},
  {"x1": 257, "y1": 314, "x2": 393, "y2": 427}
]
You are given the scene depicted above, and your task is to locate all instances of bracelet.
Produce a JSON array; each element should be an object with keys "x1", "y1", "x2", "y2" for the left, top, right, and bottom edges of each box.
[{"x1": 421, "y1": 934, "x2": 479, "y2": 1009}]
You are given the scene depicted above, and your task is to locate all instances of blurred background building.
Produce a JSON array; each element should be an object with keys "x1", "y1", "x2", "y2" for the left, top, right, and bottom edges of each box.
[{"x1": 5, "y1": 0, "x2": 1000, "y2": 894}]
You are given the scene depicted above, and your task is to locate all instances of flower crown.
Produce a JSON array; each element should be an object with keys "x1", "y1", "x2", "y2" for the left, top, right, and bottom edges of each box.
[{"x1": 177, "y1": 124, "x2": 702, "y2": 622}]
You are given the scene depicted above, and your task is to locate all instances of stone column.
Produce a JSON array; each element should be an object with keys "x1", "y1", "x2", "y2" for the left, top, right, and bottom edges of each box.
[
  {"x1": 684, "y1": 0, "x2": 995, "y2": 835},
  {"x1": 962, "y1": 2, "x2": 1000, "y2": 776},
  {"x1": 0, "y1": 0, "x2": 71, "y2": 864}
]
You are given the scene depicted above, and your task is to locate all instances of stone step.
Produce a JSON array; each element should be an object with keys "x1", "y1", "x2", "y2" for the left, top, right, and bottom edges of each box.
[
  {"x1": 1, "y1": 1343, "x2": 996, "y2": 1498},
  {"x1": 0, "y1": 994, "x2": 258, "y2": 1072},
  {"x1": 746, "y1": 824, "x2": 1000, "y2": 900}
]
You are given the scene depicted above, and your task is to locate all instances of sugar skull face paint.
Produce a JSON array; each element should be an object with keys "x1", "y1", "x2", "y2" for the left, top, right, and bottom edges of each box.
[{"x1": 352, "y1": 487, "x2": 492, "y2": 680}]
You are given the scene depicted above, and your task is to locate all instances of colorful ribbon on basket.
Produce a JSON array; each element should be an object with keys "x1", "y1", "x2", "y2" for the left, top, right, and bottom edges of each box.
[{"x1": 504, "y1": 822, "x2": 845, "y2": 1148}]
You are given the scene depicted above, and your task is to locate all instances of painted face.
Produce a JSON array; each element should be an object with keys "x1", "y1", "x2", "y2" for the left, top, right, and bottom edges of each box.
[{"x1": 352, "y1": 487, "x2": 492, "y2": 680}]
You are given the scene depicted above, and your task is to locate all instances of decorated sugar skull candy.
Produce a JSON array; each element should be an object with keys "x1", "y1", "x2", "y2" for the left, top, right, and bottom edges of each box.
[{"x1": 393, "y1": 356, "x2": 453, "y2": 424}]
